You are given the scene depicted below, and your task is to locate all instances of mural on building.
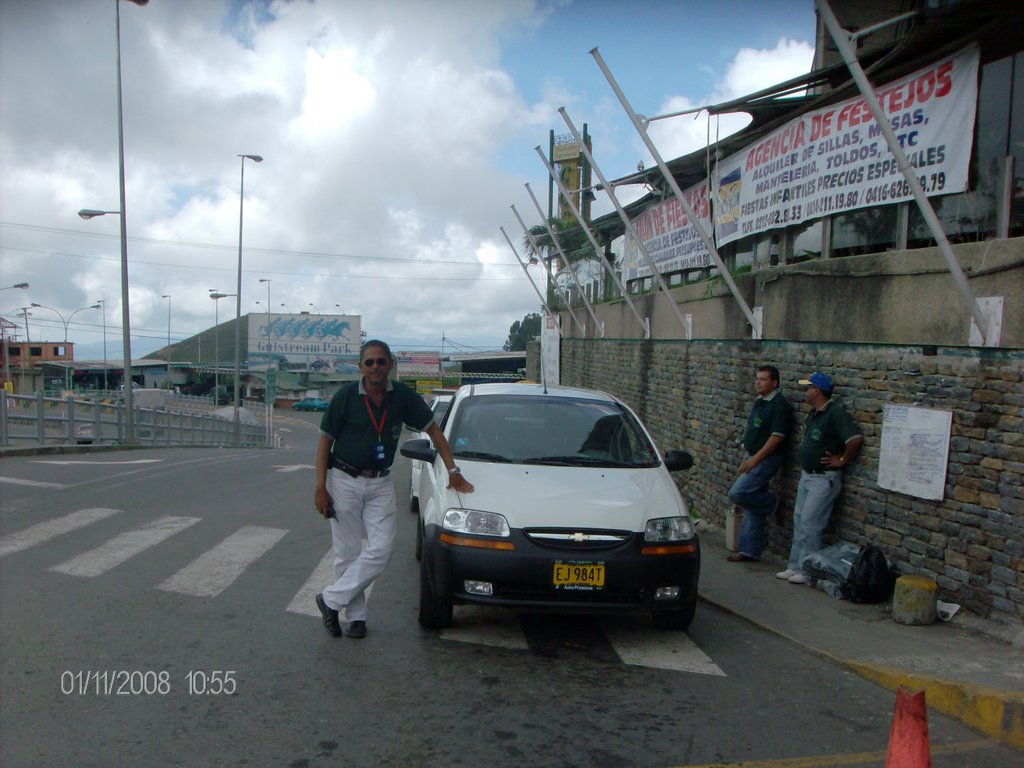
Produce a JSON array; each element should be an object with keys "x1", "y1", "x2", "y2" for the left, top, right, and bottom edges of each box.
[{"x1": 249, "y1": 313, "x2": 362, "y2": 372}]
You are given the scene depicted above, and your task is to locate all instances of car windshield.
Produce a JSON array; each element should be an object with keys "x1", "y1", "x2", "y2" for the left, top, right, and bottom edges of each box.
[{"x1": 448, "y1": 394, "x2": 659, "y2": 468}]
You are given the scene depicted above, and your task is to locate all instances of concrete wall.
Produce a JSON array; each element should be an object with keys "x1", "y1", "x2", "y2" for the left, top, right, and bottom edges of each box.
[
  {"x1": 529, "y1": 238, "x2": 1024, "y2": 627},
  {"x1": 568, "y1": 238, "x2": 1024, "y2": 347}
]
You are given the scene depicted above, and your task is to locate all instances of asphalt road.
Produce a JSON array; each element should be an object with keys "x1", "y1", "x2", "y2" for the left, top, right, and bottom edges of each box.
[{"x1": 0, "y1": 411, "x2": 1018, "y2": 767}]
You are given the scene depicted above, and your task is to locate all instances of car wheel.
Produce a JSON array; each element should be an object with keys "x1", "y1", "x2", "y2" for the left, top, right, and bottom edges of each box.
[
  {"x1": 418, "y1": 557, "x2": 452, "y2": 629},
  {"x1": 415, "y1": 514, "x2": 424, "y2": 562},
  {"x1": 652, "y1": 594, "x2": 696, "y2": 630}
]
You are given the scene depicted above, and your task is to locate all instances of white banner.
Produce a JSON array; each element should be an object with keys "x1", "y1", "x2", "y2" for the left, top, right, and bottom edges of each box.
[
  {"x1": 540, "y1": 312, "x2": 560, "y2": 386},
  {"x1": 622, "y1": 179, "x2": 712, "y2": 281},
  {"x1": 714, "y1": 46, "x2": 979, "y2": 246}
]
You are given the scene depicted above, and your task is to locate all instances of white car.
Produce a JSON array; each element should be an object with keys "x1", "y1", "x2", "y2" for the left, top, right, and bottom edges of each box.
[
  {"x1": 400, "y1": 383, "x2": 699, "y2": 631},
  {"x1": 408, "y1": 391, "x2": 454, "y2": 512}
]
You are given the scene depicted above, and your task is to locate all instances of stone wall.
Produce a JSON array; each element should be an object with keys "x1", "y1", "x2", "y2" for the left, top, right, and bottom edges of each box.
[{"x1": 536, "y1": 338, "x2": 1024, "y2": 626}]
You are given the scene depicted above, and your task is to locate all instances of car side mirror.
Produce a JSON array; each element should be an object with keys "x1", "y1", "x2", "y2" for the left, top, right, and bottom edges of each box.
[
  {"x1": 663, "y1": 450, "x2": 693, "y2": 472},
  {"x1": 400, "y1": 438, "x2": 437, "y2": 463}
]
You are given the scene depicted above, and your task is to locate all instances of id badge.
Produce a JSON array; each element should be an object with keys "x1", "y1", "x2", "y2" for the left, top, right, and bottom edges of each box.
[{"x1": 373, "y1": 442, "x2": 386, "y2": 463}]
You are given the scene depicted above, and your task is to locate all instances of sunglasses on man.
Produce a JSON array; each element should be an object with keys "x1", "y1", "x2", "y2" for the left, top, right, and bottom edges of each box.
[{"x1": 362, "y1": 357, "x2": 390, "y2": 367}]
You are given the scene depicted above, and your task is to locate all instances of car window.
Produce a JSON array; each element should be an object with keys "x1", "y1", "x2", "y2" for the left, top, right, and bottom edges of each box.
[{"x1": 448, "y1": 394, "x2": 658, "y2": 468}]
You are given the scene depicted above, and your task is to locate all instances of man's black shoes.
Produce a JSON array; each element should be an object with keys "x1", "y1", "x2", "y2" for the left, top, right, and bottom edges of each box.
[
  {"x1": 345, "y1": 620, "x2": 367, "y2": 639},
  {"x1": 316, "y1": 593, "x2": 342, "y2": 637}
]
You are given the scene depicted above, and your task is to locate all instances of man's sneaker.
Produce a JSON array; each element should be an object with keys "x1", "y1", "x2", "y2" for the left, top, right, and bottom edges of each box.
[
  {"x1": 788, "y1": 573, "x2": 809, "y2": 585},
  {"x1": 775, "y1": 569, "x2": 797, "y2": 580},
  {"x1": 316, "y1": 593, "x2": 342, "y2": 637},
  {"x1": 345, "y1": 620, "x2": 367, "y2": 639}
]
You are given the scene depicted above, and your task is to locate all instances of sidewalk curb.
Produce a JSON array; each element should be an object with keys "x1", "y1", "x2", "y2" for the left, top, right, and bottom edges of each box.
[
  {"x1": 697, "y1": 592, "x2": 1024, "y2": 752},
  {"x1": 843, "y1": 660, "x2": 1024, "y2": 751}
]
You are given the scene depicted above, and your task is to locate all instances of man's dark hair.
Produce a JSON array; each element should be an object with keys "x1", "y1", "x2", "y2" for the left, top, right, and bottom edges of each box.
[
  {"x1": 757, "y1": 365, "x2": 780, "y2": 384},
  {"x1": 360, "y1": 339, "x2": 393, "y2": 361}
]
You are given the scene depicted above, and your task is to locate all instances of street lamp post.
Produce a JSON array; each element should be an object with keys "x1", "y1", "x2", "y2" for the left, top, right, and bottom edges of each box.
[
  {"x1": 234, "y1": 153, "x2": 262, "y2": 445},
  {"x1": 161, "y1": 294, "x2": 171, "y2": 389},
  {"x1": 30, "y1": 302, "x2": 100, "y2": 391},
  {"x1": 259, "y1": 279, "x2": 272, "y2": 319},
  {"x1": 95, "y1": 299, "x2": 108, "y2": 390},
  {"x1": 210, "y1": 291, "x2": 235, "y2": 400},
  {"x1": 0, "y1": 284, "x2": 28, "y2": 390},
  {"x1": 75, "y1": 0, "x2": 148, "y2": 441}
]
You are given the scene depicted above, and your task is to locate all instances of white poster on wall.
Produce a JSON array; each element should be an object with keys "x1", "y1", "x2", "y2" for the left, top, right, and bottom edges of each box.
[
  {"x1": 877, "y1": 404, "x2": 953, "y2": 501},
  {"x1": 540, "y1": 312, "x2": 560, "y2": 386},
  {"x1": 714, "y1": 46, "x2": 979, "y2": 246}
]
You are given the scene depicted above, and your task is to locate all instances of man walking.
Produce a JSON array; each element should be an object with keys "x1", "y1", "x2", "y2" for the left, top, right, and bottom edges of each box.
[
  {"x1": 726, "y1": 365, "x2": 792, "y2": 562},
  {"x1": 777, "y1": 371, "x2": 862, "y2": 585},
  {"x1": 314, "y1": 340, "x2": 473, "y2": 638}
]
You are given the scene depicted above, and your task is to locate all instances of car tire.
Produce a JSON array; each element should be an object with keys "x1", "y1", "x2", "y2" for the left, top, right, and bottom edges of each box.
[
  {"x1": 652, "y1": 594, "x2": 696, "y2": 630},
  {"x1": 415, "y1": 514, "x2": 424, "y2": 562},
  {"x1": 418, "y1": 557, "x2": 452, "y2": 629}
]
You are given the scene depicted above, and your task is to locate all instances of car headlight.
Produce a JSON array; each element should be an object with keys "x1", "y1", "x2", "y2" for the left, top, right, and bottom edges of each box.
[
  {"x1": 443, "y1": 509, "x2": 510, "y2": 537},
  {"x1": 644, "y1": 516, "x2": 695, "y2": 542}
]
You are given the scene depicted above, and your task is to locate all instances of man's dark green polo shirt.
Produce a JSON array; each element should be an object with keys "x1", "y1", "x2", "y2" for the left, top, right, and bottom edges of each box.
[
  {"x1": 799, "y1": 399, "x2": 862, "y2": 471},
  {"x1": 742, "y1": 389, "x2": 792, "y2": 455},
  {"x1": 320, "y1": 378, "x2": 433, "y2": 470}
]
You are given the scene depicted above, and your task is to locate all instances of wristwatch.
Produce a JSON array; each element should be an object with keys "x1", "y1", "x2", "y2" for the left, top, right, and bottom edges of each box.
[{"x1": 448, "y1": 466, "x2": 462, "y2": 475}]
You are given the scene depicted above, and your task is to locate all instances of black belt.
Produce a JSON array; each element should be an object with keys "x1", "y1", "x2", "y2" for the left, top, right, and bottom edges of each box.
[
  {"x1": 330, "y1": 457, "x2": 390, "y2": 478},
  {"x1": 804, "y1": 469, "x2": 838, "y2": 475}
]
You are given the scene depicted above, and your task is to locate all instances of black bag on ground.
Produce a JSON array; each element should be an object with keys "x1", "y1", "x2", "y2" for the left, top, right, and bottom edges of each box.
[{"x1": 844, "y1": 544, "x2": 895, "y2": 603}]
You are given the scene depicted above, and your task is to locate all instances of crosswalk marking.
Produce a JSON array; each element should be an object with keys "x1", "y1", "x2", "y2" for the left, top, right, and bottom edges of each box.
[
  {"x1": 158, "y1": 525, "x2": 288, "y2": 598},
  {"x1": 50, "y1": 516, "x2": 201, "y2": 578},
  {"x1": 0, "y1": 476, "x2": 68, "y2": 489},
  {"x1": 1, "y1": 510, "x2": 723, "y2": 675},
  {"x1": 602, "y1": 620, "x2": 726, "y2": 676},
  {"x1": 287, "y1": 549, "x2": 335, "y2": 617},
  {"x1": 0, "y1": 508, "x2": 121, "y2": 557},
  {"x1": 441, "y1": 608, "x2": 530, "y2": 650}
]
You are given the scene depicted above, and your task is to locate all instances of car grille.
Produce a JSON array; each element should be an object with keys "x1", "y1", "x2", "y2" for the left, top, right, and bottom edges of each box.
[{"x1": 523, "y1": 527, "x2": 633, "y2": 552}]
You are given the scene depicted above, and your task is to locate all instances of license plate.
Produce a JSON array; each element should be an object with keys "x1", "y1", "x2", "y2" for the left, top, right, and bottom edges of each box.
[{"x1": 552, "y1": 561, "x2": 605, "y2": 591}]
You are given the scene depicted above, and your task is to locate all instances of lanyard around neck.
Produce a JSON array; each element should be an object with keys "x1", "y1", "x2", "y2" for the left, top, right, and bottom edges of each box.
[{"x1": 363, "y1": 395, "x2": 387, "y2": 439}]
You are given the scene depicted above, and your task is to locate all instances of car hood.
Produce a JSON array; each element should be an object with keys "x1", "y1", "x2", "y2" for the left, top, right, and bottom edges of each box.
[{"x1": 441, "y1": 461, "x2": 687, "y2": 531}]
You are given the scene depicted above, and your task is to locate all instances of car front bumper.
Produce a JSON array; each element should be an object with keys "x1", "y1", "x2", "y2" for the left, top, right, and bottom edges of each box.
[{"x1": 422, "y1": 525, "x2": 700, "y2": 613}]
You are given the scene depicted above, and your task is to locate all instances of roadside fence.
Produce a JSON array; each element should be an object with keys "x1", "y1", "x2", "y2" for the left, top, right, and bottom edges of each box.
[{"x1": 0, "y1": 392, "x2": 267, "y2": 448}]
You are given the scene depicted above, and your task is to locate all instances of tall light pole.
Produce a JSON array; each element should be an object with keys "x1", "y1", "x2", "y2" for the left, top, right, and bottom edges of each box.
[
  {"x1": 95, "y1": 299, "x2": 108, "y2": 390},
  {"x1": 210, "y1": 291, "x2": 235, "y2": 399},
  {"x1": 30, "y1": 302, "x2": 100, "y2": 391},
  {"x1": 0, "y1": 284, "x2": 28, "y2": 391},
  {"x1": 234, "y1": 153, "x2": 262, "y2": 445},
  {"x1": 259, "y1": 279, "x2": 272, "y2": 319},
  {"x1": 74, "y1": 0, "x2": 147, "y2": 439},
  {"x1": 161, "y1": 294, "x2": 172, "y2": 389}
]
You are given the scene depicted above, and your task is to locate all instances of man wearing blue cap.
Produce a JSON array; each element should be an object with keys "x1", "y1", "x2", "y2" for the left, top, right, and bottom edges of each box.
[{"x1": 777, "y1": 371, "x2": 863, "y2": 585}]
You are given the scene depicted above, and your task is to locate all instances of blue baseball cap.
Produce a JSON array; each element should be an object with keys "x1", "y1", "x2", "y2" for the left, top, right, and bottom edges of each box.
[{"x1": 799, "y1": 371, "x2": 833, "y2": 392}]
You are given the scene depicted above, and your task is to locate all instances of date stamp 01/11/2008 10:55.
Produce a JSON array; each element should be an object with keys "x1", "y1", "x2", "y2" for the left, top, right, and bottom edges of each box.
[{"x1": 60, "y1": 670, "x2": 237, "y2": 696}]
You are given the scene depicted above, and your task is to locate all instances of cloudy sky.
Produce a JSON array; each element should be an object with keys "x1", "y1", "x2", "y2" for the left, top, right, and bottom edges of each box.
[{"x1": 0, "y1": 0, "x2": 814, "y2": 358}]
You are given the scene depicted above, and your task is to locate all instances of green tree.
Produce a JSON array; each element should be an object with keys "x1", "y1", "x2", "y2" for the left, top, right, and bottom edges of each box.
[{"x1": 504, "y1": 312, "x2": 542, "y2": 351}]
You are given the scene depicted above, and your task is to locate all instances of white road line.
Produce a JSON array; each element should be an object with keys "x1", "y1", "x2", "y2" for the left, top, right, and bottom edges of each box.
[
  {"x1": 441, "y1": 607, "x2": 530, "y2": 650},
  {"x1": 0, "y1": 476, "x2": 68, "y2": 489},
  {"x1": 0, "y1": 508, "x2": 121, "y2": 558},
  {"x1": 287, "y1": 549, "x2": 336, "y2": 617},
  {"x1": 50, "y1": 516, "x2": 201, "y2": 578},
  {"x1": 273, "y1": 465, "x2": 315, "y2": 473},
  {"x1": 31, "y1": 459, "x2": 162, "y2": 465},
  {"x1": 287, "y1": 547, "x2": 373, "y2": 619},
  {"x1": 158, "y1": 526, "x2": 288, "y2": 598},
  {"x1": 602, "y1": 620, "x2": 726, "y2": 676}
]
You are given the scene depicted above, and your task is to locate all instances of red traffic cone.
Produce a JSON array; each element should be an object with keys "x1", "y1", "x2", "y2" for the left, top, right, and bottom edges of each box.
[{"x1": 885, "y1": 686, "x2": 931, "y2": 768}]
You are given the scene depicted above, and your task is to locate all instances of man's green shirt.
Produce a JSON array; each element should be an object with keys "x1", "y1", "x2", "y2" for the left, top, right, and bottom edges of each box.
[
  {"x1": 742, "y1": 389, "x2": 792, "y2": 455},
  {"x1": 798, "y1": 399, "x2": 861, "y2": 471},
  {"x1": 320, "y1": 378, "x2": 433, "y2": 470}
]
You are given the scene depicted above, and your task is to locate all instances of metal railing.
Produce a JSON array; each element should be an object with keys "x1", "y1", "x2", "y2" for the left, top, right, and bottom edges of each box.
[{"x1": 0, "y1": 392, "x2": 268, "y2": 448}]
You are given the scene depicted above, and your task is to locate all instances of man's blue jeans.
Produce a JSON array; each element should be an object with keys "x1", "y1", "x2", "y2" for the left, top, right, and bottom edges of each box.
[
  {"x1": 786, "y1": 470, "x2": 843, "y2": 574},
  {"x1": 727, "y1": 453, "x2": 782, "y2": 559}
]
